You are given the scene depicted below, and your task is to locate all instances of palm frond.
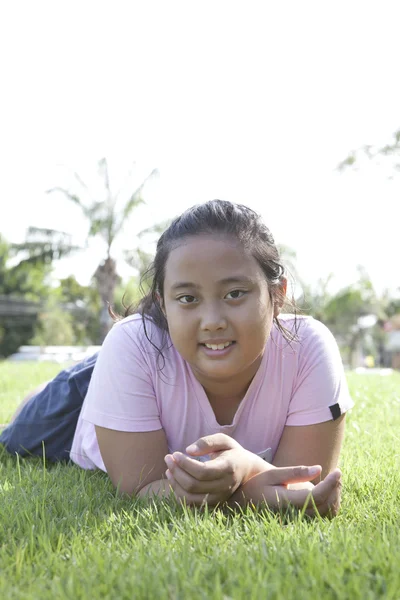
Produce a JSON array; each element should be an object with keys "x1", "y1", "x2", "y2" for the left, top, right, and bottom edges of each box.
[
  {"x1": 88, "y1": 218, "x2": 107, "y2": 238},
  {"x1": 98, "y1": 158, "x2": 111, "y2": 197},
  {"x1": 336, "y1": 153, "x2": 357, "y2": 172},
  {"x1": 138, "y1": 219, "x2": 172, "y2": 238},
  {"x1": 121, "y1": 168, "x2": 159, "y2": 222},
  {"x1": 124, "y1": 247, "x2": 154, "y2": 275},
  {"x1": 113, "y1": 161, "x2": 137, "y2": 201},
  {"x1": 25, "y1": 226, "x2": 72, "y2": 239},
  {"x1": 73, "y1": 171, "x2": 90, "y2": 191},
  {"x1": 46, "y1": 187, "x2": 88, "y2": 215}
]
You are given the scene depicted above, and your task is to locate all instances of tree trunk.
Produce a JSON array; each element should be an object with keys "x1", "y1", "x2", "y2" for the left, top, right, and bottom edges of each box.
[
  {"x1": 348, "y1": 329, "x2": 362, "y2": 369},
  {"x1": 93, "y1": 257, "x2": 119, "y2": 343}
]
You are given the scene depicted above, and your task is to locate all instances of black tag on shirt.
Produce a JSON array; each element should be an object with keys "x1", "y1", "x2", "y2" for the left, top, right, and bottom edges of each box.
[{"x1": 329, "y1": 403, "x2": 342, "y2": 420}]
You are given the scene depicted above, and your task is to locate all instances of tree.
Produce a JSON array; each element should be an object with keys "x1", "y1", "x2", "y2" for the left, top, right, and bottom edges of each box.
[
  {"x1": 300, "y1": 267, "x2": 391, "y2": 368},
  {"x1": 299, "y1": 274, "x2": 335, "y2": 322},
  {"x1": 0, "y1": 234, "x2": 49, "y2": 356},
  {"x1": 31, "y1": 297, "x2": 76, "y2": 346},
  {"x1": 0, "y1": 230, "x2": 90, "y2": 355},
  {"x1": 50, "y1": 276, "x2": 102, "y2": 344},
  {"x1": 124, "y1": 218, "x2": 172, "y2": 283},
  {"x1": 9, "y1": 226, "x2": 80, "y2": 267},
  {"x1": 47, "y1": 158, "x2": 159, "y2": 342},
  {"x1": 338, "y1": 127, "x2": 400, "y2": 179}
]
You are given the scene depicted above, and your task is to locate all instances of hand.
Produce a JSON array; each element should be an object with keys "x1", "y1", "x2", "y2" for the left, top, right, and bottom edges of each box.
[
  {"x1": 164, "y1": 433, "x2": 260, "y2": 506},
  {"x1": 231, "y1": 465, "x2": 342, "y2": 518}
]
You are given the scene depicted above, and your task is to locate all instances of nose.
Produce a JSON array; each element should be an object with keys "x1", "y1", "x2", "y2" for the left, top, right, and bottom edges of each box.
[{"x1": 200, "y1": 302, "x2": 228, "y2": 332}]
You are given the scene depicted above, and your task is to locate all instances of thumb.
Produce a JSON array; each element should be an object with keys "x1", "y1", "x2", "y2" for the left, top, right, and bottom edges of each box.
[
  {"x1": 267, "y1": 465, "x2": 322, "y2": 486},
  {"x1": 186, "y1": 433, "x2": 239, "y2": 456}
]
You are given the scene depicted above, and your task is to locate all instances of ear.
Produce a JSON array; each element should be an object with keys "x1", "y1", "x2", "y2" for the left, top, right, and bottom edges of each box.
[{"x1": 273, "y1": 277, "x2": 287, "y2": 318}]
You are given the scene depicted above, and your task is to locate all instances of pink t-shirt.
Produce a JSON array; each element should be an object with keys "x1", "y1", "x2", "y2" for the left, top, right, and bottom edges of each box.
[{"x1": 70, "y1": 314, "x2": 353, "y2": 471}]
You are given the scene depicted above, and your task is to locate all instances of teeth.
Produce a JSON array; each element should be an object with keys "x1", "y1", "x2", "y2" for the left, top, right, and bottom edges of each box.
[{"x1": 205, "y1": 342, "x2": 231, "y2": 350}]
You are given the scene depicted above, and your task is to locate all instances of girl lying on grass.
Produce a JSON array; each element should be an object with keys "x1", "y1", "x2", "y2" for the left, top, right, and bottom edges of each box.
[{"x1": 0, "y1": 200, "x2": 353, "y2": 516}]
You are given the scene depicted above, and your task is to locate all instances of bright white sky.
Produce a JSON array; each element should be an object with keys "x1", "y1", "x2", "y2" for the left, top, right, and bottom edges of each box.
[{"x1": 1, "y1": 1, "x2": 399, "y2": 297}]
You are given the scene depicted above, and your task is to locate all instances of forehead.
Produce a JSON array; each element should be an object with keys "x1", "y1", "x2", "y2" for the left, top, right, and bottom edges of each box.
[{"x1": 164, "y1": 234, "x2": 264, "y2": 285}]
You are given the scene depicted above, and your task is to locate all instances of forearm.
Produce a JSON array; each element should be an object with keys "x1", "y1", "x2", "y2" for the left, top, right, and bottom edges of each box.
[
  {"x1": 229, "y1": 471, "x2": 315, "y2": 508},
  {"x1": 227, "y1": 453, "x2": 277, "y2": 507},
  {"x1": 136, "y1": 451, "x2": 268, "y2": 504},
  {"x1": 137, "y1": 478, "x2": 171, "y2": 499},
  {"x1": 228, "y1": 469, "x2": 275, "y2": 507}
]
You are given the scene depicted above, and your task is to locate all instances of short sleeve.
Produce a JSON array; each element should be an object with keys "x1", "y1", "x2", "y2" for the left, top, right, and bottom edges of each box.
[
  {"x1": 80, "y1": 318, "x2": 162, "y2": 432},
  {"x1": 286, "y1": 319, "x2": 354, "y2": 426}
]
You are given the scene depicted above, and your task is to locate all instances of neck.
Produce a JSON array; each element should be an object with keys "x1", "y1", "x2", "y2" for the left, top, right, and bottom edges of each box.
[{"x1": 193, "y1": 354, "x2": 263, "y2": 404}]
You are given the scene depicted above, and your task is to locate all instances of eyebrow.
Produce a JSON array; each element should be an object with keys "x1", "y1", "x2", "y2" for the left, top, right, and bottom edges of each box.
[{"x1": 170, "y1": 276, "x2": 256, "y2": 291}]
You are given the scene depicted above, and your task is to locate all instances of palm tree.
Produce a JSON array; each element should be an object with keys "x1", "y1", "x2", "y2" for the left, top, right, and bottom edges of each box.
[
  {"x1": 10, "y1": 227, "x2": 80, "y2": 266},
  {"x1": 124, "y1": 218, "x2": 173, "y2": 282},
  {"x1": 47, "y1": 158, "x2": 159, "y2": 341}
]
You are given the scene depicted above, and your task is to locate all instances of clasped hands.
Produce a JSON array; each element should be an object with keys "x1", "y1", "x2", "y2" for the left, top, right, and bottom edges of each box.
[{"x1": 164, "y1": 434, "x2": 341, "y2": 517}]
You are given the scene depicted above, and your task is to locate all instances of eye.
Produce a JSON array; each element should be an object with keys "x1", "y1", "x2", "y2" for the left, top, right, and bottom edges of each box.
[
  {"x1": 225, "y1": 289, "x2": 246, "y2": 300},
  {"x1": 177, "y1": 295, "x2": 197, "y2": 304}
]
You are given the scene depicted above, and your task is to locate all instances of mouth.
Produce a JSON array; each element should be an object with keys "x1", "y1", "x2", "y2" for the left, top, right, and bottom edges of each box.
[{"x1": 200, "y1": 341, "x2": 236, "y2": 355}]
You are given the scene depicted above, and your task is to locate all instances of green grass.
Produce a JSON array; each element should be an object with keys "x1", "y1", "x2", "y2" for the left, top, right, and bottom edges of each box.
[{"x1": 0, "y1": 362, "x2": 399, "y2": 599}]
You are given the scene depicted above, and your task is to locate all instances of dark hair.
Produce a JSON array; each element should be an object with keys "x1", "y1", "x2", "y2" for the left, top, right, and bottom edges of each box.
[{"x1": 114, "y1": 200, "x2": 299, "y2": 366}]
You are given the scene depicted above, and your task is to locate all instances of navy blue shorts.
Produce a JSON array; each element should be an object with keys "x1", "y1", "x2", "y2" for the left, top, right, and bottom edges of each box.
[{"x1": 0, "y1": 353, "x2": 98, "y2": 462}]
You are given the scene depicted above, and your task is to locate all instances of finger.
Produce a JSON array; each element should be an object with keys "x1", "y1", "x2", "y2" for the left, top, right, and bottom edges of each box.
[
  {"x1": 311, "y1": 469, "x2": 341, "y2": 505},
  {"x1": 268, "y1": 486, "x2": 314, "y2": 510},
  {"x1": 305, "y1": 484, "x2": 341, "y2": 518},
  {"x1": 167, "y1": 459, "x2": 227, "y2": 495},
  {"x1": 301, "y1": 469, "x2": 342, "y2": 515},
  {"x1": 270, "y1": 469, "x2": 341, "y2": 510},
  {"x1": 266, "y1": 465, "x2": 322, "y2": 486},
  {"x1": 171, "y1": 452, "x2": 225, "y2": 481},
  {"x1": 186, "y1": 433, "x2": 238, "y2": 456},
  {"x1": 166, "y1": 470, "x2": 216, "y2": 506},
  {"x1": 306, "y1": 473, "x2": 342, "y2": 518}
]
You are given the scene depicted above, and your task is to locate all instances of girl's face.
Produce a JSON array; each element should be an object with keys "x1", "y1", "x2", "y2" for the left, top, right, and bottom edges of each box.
[{"x1": 162, "y1": 234, "x2": 283, "y2": 394}]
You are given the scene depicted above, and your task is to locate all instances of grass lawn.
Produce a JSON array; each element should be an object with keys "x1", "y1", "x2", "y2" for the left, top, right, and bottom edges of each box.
[{"x1": 0, "y1": 362, "x2": 399, "y2": 599}]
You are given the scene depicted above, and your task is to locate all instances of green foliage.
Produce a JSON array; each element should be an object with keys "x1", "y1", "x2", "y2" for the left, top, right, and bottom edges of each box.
[
  {"x1": 300, "y1": 267, "x2": 389, "y2": 366},
  {"x1": 0, "y1": 235, "x2": 44, "y2": 357},
  {"x1": 124, "y1": 247, "x2": 154, "y2": 281},
  {"x1": 31, "y1": 298, "x2": 76, "y2": 346},
  {"x1": 47, "y1": 158, "x2": 159, "y2": 341},
  {"x1": 31, "y1": 277, "x2": 103, "y2": 346},
  {"x1": 9, "y1": 226, "x2": 80, "y2": 266},
  {"x1": 338, "y1": 127, "x2": 400, "y2": 178},
  {"x1": 0, "y1": 234, "x2": 51, "y2": 301},
  {"x1": 57, "y1": 276, "x2": 102, "y2": 344},
  {"x1": 386, "y1": 297, "x2": 400, "y2": 318},
  {"x1": 112, "y1": 276, "x2": 142, "y2": 318},
  {"x1": 0, "y1": 366, "x2": 399, "y2": 599},
  {"x1": 0, "y1": 322, "x2": 35, "y2": 359},
  {"x1": 0, "y1": 232, "x2": 102, "y2": 352}
]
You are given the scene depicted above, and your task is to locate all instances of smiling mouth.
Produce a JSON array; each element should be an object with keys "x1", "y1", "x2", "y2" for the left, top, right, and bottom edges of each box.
[{"x1": 201, "y1": 341, "x2": 236, "y2": 351}]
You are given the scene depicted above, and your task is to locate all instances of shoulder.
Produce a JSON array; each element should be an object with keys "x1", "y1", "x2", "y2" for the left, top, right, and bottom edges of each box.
[
  {"x1": 273, "y1": 314, "x2": 337, "y2": 348},
  {"x1": 273, "y1": 316, "x2": 353, "y2": 424},
  {"x1": 99, "y1": 313, "x2": 173, "y2": 370},
  {"x1": 271, "y1": 314, "x2": 343, "y2": 371},
  {"x1": 274, "y1": 313, "x2": 345, "y2": 377},
  {"x1": 107, "y1": 313, "x2": 168, "y2": 349}
]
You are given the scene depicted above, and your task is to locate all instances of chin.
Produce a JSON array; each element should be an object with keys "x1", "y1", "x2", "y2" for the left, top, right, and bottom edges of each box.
[{"x1": 196, "y1": 363, "x2": 241, "y2": 379}]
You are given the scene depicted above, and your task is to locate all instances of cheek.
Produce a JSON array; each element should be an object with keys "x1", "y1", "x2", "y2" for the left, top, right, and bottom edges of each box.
[
  {"x1": 165, "y1": 307, "x2": 196, "y2": 346},
  {"x1": 242, "y1": 300, "x2": 274, "y2": 341}
]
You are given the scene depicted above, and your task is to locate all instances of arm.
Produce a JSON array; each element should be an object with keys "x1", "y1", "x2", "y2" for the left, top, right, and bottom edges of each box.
[
  {"x1": 272, "y1": 415, "x2": 346, "y2": 479},
  {"x1": 164, "y1": 434, "x2": 338, "y2": 514},
  {"x1": 81, "y1": 320, "x2": 172, "y2": 498},
  {"x1": 95, "y1": 426, "x2": 169, "y2": 496},
  {"x1": 230, "y1": 320, "x2": 352, "y2": 513},
  {"x1": 229, "y1": 416, "x2": 346, "y2": 513}
]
